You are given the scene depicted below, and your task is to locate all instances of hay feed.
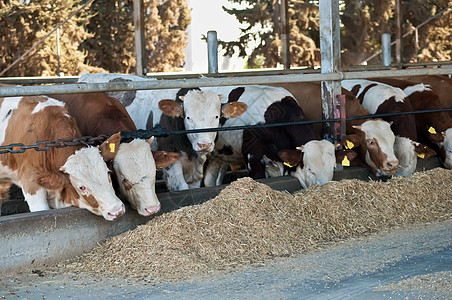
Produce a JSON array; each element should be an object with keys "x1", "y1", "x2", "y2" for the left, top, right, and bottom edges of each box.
[{"x1": 57, "y1": 168, "x2": 452, "y2": 282}]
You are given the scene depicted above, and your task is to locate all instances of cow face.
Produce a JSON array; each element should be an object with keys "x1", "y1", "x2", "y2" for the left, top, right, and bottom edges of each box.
[
  {"x1": 393, "y1": 137, "x2": 437, "y2": 177},
  {"x1": 278, "y1": 140, "x2": 338, "y2": 188},
  {"x1": 59, "y1": 138, "x2": 125, "y2": 221},
  {"x1": 112, "y1": 137, "x2": 179, "y2": 216},
  {"x1": 440, "y1": 128, "x2": 452, "y2": 169},
  {"x1": 159, "y1": 90, "x2": 247, "y2": 153},
  {"x1": 347, "y1": 119, "x2": 399, "y2": 176}
]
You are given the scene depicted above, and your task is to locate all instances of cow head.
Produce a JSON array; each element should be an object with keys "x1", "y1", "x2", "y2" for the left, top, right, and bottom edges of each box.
[
  {"x1": 393, "y1": 137, "x2": 437, "y2": 177},
  {"x1": 345, "y1": 119, "x2": 399, "y2": 176},
  {"x1": 438, "y1": 128, "x2": 452, "y2": 169},
  {"x1": 112, "y1": 137, "x2": 180, "y2": 216},
  {"x1": 277, "y1": 140, "x2": 341, "y2": 188},
  {"x1": 55, "y1": 134, "x2": 125, "y2": 220},
  {"x1": 158, "y1": 90, "x2": 247, "y2": 153}
]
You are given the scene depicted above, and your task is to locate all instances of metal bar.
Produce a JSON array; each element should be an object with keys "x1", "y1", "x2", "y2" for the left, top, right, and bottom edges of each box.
[
  {"x1": 134, "y1": 0, "x2": 146, "y2": 76},
  {"x1": 415, "y1": 29, "x2": 419, "y2": 62},
  {"x1": 395, "y1": 0, "x2": 402, "y2": 66},
  {"x1": 280, "y1": 0, "x2": 290, "y2": 70},
  {"x1": 1, "y1": 68, "x2": 451, "y2": 98},
  {"x1": 207, "y1": 31, "x2": 219, "y2": 74},
  {"x1": 382, "y1": 33, "x2": 391, "y2": 67},
  {"x1": 56, "y1": 28, "x2": 61, "y2": 76},
  {"x1": 319, "y1": 0, "x2": 341, "y2": 142}
]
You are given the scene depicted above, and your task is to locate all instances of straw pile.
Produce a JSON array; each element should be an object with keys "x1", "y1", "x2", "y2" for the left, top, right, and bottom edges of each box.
[{"x1": 57, "y1": 168, "x2": 452, "y2": 282}]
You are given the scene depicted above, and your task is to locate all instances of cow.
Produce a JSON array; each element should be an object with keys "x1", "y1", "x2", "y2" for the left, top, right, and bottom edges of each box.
[
  {"x1": 157, "y1": 88, "x2": 247, "y2": 191},
  {"x1": 341, "y1": 79, "x2": 436, "y2": 176},
  {"x1": 77, "y1": 73, "x2": 345, "y2": 188},
  {"x1": 241, "y1": 96, "x2": 356, "y2": 188},
  {"x1": 371, "y1": 77, "x2": 452, "y2": 169},
  {"x1": 202, "y1": 86, "x2": 349, "y2": 188},
  {"x1": 51, "y1": 92, "x2": 180, "y2": 216},
  {"x1": 78, "y1": 73, "x2": 249, "y2": 191},
  {"x1": 0, "y1": 95, "x2": 125, "y2": 220},
  {"x1": 268, "y1": 82, "x2": 401, "y2": 177}
]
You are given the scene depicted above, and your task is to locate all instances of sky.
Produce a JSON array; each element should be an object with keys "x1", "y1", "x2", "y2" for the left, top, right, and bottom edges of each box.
[{"x1": 184, "y1": 0, "x2": 247, "y2": 72}]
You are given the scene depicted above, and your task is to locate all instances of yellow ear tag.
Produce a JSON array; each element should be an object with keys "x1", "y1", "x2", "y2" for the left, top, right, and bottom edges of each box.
[
  {"x1": 345, "y1": 140, "x2": 355, "y2": 149},
  {"x1": 284, "y1": 162, "x2": 296, "y2": 168},
  {"x1": 109, "y1": 143, "x2": 116, "y2": 153},
  {"x1": 341, "y1": 156, "x2": 350, "y2": 167},
  {"x1": 417, "y1": 153, "x2": 426, "y2": 159},
  {"x1": 428, "y1": 127, "x2": 437, "y2": 134},
  {"x1": 232, "y1": 106, "x2": 237, "y2": 116}
]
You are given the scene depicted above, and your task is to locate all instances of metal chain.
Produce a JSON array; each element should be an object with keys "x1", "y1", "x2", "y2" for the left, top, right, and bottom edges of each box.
[{"x1": 2, "y1": 107, "x2": 452, "y2": 155}]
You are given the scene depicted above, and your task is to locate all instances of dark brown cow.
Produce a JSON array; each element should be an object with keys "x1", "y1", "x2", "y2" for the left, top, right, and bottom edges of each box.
[
  {"x1": 0, "y1": 95, "x2": 124, "y2": 220},
  {"x1": 269, "y1": 82, "x2": 400, "y2": 176},
  {"x1": 52, "y1": 92, "x2": 180, "y2": 216},
  {"x1": 242, "y1": 96, "x2": 356, "y2": 188}
]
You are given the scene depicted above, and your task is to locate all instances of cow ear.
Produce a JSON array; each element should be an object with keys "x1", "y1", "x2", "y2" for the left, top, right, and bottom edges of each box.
[
  {"x1": 277, "y1": 150, "x2": 303, "y2": 168},
  {"x1": 152, "y1": 151, "x2": 181, "y2": 169},
  {"x1": 146, "y1": 136, "x2": 155, "y2": 146},
  {"x1": 221, "y1": 102, "x2": 247, "y2": 119},
  {"x1": 99, "y1": 132, "x2": 121, "y2": 162},
  {"x1": 413, "y1": 142, "x2": 437, "y2": 159},
  {"x1": 343, "y1": 134, "x2": 361, "y2": 149},
  {"x1": 159, "y1": 99, "x2": 183, "y2": 117},
  {"x1": 335, "y1": 149, "x2": 358, "y2": 166},
  {"x1": 36, "y1": 171, "x2": 66, "y2": 191}
]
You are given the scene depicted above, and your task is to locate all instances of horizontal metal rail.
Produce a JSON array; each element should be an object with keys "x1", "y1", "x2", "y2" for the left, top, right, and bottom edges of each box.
[
  {"x1": 3, "y1": 107, "x2": 452, "y2": 155},
  {"x1": 0, "y1": 68, "x2": 451, "y2": 97}
]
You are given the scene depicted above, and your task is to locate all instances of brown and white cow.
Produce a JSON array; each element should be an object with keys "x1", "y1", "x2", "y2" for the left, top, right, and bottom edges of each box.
[
  {"x1": 372, "y1": 77, "x2": 452, "y2": 169},
  {"x1": 0, "y1": 95, "x2": 125, "y2": 220},
  {"x1": 52, "y1": 92, "x2": 180, "y2": 216},
  {"x1": 77, "y1": 73, "x2": 343, "y2": 188},
  {"x1": 270, "y1": 82, "x2": 400, "y2": 177},
  {"x1": 341, "y1": 79, "x2": 435, "y2": 176},
  {"x1": 242, "y1": 96, "x2": 356, "y2": 188}
]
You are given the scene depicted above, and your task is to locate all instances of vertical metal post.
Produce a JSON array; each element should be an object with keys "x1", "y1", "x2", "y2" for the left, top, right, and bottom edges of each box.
[
  {"x1": 207, "y1": 31, "x2": 218, "y2": 74},
  {"x1": 280, "y1": 0, "x2": 290, "y2": 70},
  {"x1": 56, "y1": 28, "x2": 61, "y2": 76},
  {"x1": 395, "y1": 0, "x2": 402, "y2": 66},
  {"x1": 382, "y1": 33, "x2": 391, "y2": 67},
  {"x1": 415, "y1": 28, "x2": 419, "y2": 62},
  {"x1": 134, "y1": 0, "x2": 146, "y2": 76},
  {"x1": 319, "y1": 0, "x2": 341, "y2": 142}
]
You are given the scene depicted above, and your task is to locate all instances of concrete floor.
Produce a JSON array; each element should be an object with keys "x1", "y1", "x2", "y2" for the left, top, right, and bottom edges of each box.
[{"x1": 1, "y1": 220, "x2": 451, "y2": 300}]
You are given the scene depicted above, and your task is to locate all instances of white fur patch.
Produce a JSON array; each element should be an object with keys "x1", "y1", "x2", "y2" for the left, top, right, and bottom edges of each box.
[
  {"x1": 0, "y1": 97, "x2": 20, "y2": 145},
  {"x1": 31, "y1": 96, "x2": 65, "y2": 114},
  {"x1": 403, "y1": 83, "x2": 432, "y2": 97}
]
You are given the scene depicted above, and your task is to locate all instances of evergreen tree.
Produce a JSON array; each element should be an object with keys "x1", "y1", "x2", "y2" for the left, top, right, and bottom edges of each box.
[
  {"x1": 0, "y1": 0, "x2": 104, "y2": 76},
  {"x1": 220, "y1": 0, "x2": 451, "y2": 69},
  {"x1": 81, "y1": 0, "x2": 191, "y2": 73}
]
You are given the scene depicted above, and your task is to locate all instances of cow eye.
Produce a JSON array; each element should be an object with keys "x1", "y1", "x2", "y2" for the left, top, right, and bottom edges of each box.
[
  {"x1": 78, "y1": 186, "x2": 86, "y2": 191},
  {"x1": 120, "y1": 175, "x2": 126, "y2": 182},
  {"x1": 186, "y1": 116, "x2": 190, "y2": 120},
  {"x1": 215, "y1": 115, "x2": 219, "y2": 119}
]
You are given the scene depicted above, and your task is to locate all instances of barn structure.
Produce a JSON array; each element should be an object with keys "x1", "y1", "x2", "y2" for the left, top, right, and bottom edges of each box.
[{"x1": 0, "y1": 0, "x2": 451, "y2": 276}]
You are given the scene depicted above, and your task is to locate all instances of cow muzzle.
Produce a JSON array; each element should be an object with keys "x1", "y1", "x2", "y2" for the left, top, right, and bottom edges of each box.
[
  {"x1": 380, "y1": 159, "x2": 399, "y2": 176},
  {"x1": 196, "y1": 142, "x2": 214, "y2": 153},
  {"x1": 105, "y1": 203, "x2": 125, "y2": 221}
]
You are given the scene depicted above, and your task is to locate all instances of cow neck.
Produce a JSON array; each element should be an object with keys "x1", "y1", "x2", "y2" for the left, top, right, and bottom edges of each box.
[{"x1": 157, "y1": 113, "x2": 198, "y2": 160}]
